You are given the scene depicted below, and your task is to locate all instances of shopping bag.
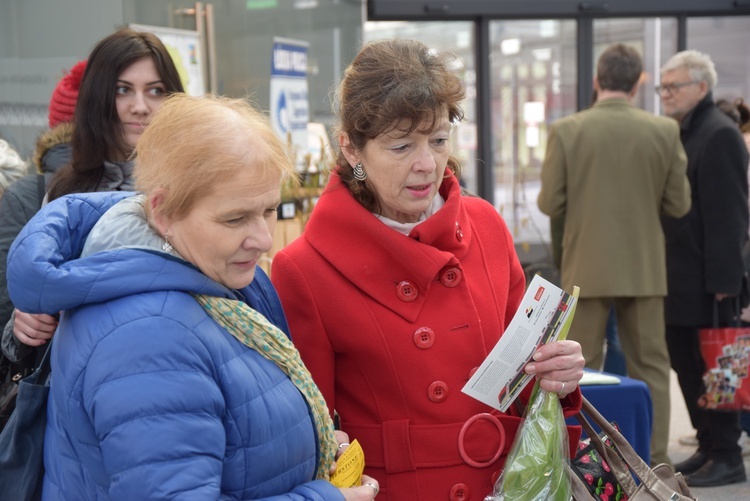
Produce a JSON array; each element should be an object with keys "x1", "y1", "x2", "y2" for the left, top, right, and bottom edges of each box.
[
  {"x1": 0, "y1": 342, "x2": 52, "y2": 501},
  {"x1": 568, "y1": 397, "x2": 695, "y2": 501},
  {"x1": 485, "y1": 285, "x2": 579, "y2": 501},
  {"x1": 698, "y1": 302, "x2": 750, "y2": 411},
  {"x1": 486, "y1": 381, "x2": 571, "y2": 501}
]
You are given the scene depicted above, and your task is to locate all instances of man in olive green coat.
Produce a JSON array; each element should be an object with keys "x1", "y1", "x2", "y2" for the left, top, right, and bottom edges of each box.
[{"x1": 537, "y1": 44, "x2": 691, "y2": 467}]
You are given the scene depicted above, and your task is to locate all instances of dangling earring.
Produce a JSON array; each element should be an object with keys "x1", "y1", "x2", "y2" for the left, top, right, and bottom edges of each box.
[
  {"x1": 352, "y1": 162, "x2": 367, "y2": 181},
  {"x1": 162, "y1": 231, "x2": 173, "y2": 253}
]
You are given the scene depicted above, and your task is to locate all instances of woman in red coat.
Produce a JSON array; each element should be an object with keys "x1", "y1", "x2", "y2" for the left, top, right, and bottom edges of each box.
[{"x1": 271, "y1": 39, "x2": 585, "y2": 501}]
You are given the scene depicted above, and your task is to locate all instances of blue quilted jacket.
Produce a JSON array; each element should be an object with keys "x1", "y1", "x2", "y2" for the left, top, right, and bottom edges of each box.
[{"x1": 6, "y1": 192, "x2": 343, "y2": 500}]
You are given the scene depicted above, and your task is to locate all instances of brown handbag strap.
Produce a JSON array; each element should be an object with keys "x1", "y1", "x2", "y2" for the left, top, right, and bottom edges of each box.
[
  {"x1": 574, "y1": 397, "x2": 694, "y2": 500},
  {"x1": 568, "y1": 464, "x2": 596, "y2": 500},
  {"x1": 573, "y1": 400, "x2": 637, "y2": 492}
]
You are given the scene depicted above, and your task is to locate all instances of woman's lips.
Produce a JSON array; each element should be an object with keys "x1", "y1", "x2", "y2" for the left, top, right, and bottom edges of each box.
[
  {"x1": 233, "y1": 258, "x2": 258, "y2": 270},
  {"x1": 125, "y1": 122, "x2": 147, "y2": 131},
  {"x1": 407, "y1": 183, "x2": 432, "y2": 197}
]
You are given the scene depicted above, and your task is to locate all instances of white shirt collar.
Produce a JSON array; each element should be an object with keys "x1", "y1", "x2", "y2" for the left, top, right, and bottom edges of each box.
[{"x1": 375, "y1": 193, "x2": 446, "y2": 236}]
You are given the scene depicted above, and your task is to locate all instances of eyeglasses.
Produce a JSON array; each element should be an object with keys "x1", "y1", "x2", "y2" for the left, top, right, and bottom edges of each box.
[{"x1": 654, "y1": 81, "x2": 699, "y2": 96}]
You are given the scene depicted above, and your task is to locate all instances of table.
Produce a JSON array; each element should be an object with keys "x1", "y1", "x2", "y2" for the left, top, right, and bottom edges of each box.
[{"x1": 567, "y1": 371, "x2": 653, "y2": 464}]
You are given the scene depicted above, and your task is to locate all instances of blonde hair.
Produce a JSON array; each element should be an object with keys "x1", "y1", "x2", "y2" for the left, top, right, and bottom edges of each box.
[{"x1": 135, "y1": 93, "x2": 297, "y2": 220}]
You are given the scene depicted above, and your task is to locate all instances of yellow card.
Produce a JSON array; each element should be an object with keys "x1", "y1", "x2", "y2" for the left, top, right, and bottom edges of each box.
[{"x1": 329, "y1": 439, "x2": 366, "y2": 488}]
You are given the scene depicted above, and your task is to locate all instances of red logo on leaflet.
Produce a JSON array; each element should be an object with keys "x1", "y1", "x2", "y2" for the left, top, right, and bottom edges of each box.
[{"x1": 534, "y1": 287, "x2": 544, "y2": 301}]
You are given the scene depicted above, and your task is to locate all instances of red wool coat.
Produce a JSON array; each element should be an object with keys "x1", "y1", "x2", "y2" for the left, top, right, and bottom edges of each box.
[{"x1": 272, "y1": 172, "x2": 582, "y2": 501}]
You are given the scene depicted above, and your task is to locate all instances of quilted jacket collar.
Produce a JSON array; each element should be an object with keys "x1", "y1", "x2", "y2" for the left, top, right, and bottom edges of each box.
[{"x1": 7, "y1": 192, "x2": 241, "y2": 315}]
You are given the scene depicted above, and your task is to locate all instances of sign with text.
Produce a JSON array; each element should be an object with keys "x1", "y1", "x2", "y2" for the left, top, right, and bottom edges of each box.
[{"x1": 270, "y1": 37, "x2": 309, "y2": 171}]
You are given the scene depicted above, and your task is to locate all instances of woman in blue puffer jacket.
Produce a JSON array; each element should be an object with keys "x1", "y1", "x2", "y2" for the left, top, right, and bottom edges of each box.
[{"x1": 6, "y1": 94, "x2": 379, "y2": 500}]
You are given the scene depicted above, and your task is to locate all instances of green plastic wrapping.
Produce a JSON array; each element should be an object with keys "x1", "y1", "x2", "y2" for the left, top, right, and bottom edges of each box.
[
  {"x1": 485, "y1": 381, "x2": 572, "y2": 501},
  {"x1": 486, "y1": 285, "x2": 579, "y2": 501}
]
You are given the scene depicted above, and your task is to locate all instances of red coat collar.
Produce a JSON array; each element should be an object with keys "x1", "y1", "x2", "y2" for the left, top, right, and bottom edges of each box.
[{"x1": 303, "y1": 172, "x2": 473, "y2": 321}]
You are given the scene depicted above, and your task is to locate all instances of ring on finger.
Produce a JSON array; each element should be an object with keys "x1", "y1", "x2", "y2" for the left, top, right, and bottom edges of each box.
[
  {"x1": 338, "y1": 442, "x2": 350, "y2": 450},
  {"x1": 364, "y1": 482, "x2": 379, "y2": 496}
]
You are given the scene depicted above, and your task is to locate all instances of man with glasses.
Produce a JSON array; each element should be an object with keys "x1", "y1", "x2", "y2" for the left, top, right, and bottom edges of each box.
[
  {"x1": 659, "y1": 50, "x2": 749, "y2": 487},
  {"x1": 538, "y1": 44, "x2": 690, "y2": 469}
]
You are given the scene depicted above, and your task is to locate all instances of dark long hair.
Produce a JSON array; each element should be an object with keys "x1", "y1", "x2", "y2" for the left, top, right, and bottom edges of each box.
[{"x1": 47, "y1": 28, "x2": 184, "y2": 201}]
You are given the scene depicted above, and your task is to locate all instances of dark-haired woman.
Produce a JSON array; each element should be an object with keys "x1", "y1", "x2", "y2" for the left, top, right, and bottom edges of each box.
[{"x1": 3, "y1": 27, "x2": 184, "y2": 359}]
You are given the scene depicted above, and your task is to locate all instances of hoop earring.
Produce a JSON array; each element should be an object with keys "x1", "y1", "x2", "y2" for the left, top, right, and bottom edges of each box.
[
  {"x1": 352, "y1": 162, "x2": 367, "y2": 181},
  {"x1": 162, "y1": 231, "x2": 173, "y2": 253}
]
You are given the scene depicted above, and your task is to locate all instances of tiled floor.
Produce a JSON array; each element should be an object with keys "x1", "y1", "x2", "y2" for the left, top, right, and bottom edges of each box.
[{"x1": 667, "y1": 370, "x2": 750, "y2": 500}]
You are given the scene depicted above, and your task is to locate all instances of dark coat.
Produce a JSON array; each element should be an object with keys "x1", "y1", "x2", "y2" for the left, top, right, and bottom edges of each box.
[
  {"x1": 0, "y1": 124, "x2": 72, "y2": 363},
  {"x1": 663, "y1": 93, "x2": 750, "y2": 327}
]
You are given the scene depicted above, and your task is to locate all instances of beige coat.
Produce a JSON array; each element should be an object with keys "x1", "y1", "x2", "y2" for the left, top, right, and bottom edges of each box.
[{"x1": 537, "y1": 98, "x2": 691, "y2": 297}]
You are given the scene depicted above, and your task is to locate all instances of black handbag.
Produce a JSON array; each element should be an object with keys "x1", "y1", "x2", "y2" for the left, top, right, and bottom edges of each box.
[
  {"x1": 1, "y1": 353, "x2": 38, "y2": 432},
  {"x1": 0, "y1": 341, "x2": 53, "y2": 501},
  {"x1": 0, "y1": 355, "x2": 21, "y2": 430}
]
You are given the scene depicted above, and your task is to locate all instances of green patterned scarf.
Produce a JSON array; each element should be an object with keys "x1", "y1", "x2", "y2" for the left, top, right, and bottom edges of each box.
[{"x1": 193, "y1": 294, "x2": 337, "y2": 480}]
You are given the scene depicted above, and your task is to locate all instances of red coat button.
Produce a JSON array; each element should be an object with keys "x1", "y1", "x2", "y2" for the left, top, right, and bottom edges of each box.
[
  {"x1": 440, "y1": 267, "x2": 462, "y2": 287},
  {"x1": 396, "y1": 281, "x2": 418, "y2": 302},
  {"x1": 455, "y1": 222, "x2": 464, "y2": 242},
  {"x1": 413, "y1": 327, "x2": 435, "y2": 349},
  {"x1": 468, "y1": 366, "x2": 479, "y2": 378},
  {"x1": 428, "y1": 381, "x2": 449, "y2": 402},
  {"x1": 450, "y1": 483, "x2": 471, "y2": 500}
]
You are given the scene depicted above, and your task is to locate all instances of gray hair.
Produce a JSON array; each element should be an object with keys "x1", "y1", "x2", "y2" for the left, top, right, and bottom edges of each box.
[
  {"x1": 661, "y1": 50, "x2": 718, "y2": 90},
  {"x1": 0, "y1": 139, "x2": 28, "y2": 194}
]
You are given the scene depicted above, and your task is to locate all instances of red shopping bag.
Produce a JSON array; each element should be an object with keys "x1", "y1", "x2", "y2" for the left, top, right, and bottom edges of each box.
[{"x1": 698, "y1": 325, "x2": 750, "y2": 411}]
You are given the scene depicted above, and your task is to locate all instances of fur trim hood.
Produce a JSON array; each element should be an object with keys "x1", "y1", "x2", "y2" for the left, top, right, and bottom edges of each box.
[{"x1": 33, "y1": 123, "x2": 73, "y2": 174}]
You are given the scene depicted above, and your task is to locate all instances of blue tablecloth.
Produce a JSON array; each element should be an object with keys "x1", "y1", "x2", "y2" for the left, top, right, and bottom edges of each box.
[{"x1": 568, "y1": 371, "x2": 653, "y2": 464}]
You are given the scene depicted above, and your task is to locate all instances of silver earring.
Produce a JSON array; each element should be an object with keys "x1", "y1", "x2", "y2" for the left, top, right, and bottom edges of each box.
[
  {"x1": 352, "y1": 162, "x2": 367, "y2": 181},
  {"x1": 162, "y1": 232, "x2": 173, "y2": 253}
]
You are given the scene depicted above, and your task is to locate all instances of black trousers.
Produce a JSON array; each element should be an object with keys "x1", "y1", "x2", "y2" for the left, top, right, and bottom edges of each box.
[{"x1": 666, "y1": 325, "x2": 742, "y2": 462}]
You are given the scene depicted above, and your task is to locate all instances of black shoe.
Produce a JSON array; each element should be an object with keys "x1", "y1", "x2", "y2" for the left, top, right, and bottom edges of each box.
[
  {"x1": 686, "y1": 459, "x2": 747, "y2": 487},
  {"x1": 674, "y1": 451, "x2": 709, "y2": 475}
]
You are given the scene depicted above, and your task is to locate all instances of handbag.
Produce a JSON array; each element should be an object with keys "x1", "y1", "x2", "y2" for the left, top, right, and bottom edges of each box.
[
  {"x1": 0, "y1": 341, "x2": 53, "y2": 501},
  {"x1": 568, "y1": 397, "x2": 695, "y2": 501},
  {"x1": 698, "y1": 300, "x2": 750, "y2": 411},
  {"x1": 0, "y1": 355, "x2": 21, "y2": 430},
  {"x1": 0, "y1": 174, "x2": 48, "y2": 431},
  {"x1": 1, "y1": 353, "x2": 39, "y2": 432},
  {"x1": 571, "y1": 422, "x2": 629, "y2": 500}
]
